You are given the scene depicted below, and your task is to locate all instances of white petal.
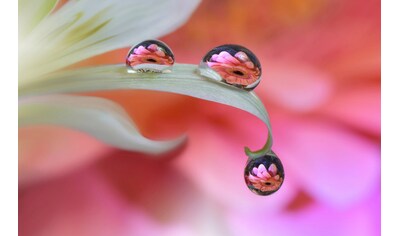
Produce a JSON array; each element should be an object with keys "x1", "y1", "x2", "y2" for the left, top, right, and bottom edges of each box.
[
  {"x1": 20, "y1": 0, "x2": 200, "y2": 86},
  {"x1": 19, "y1": 0, "x2": 59, "y2": 37},
  {"x1": 19, "y1": 95, "x2": 186, "y2": 155},
  {"x1": 19, "y1": 64, "x2": 273, "y2": 154}
]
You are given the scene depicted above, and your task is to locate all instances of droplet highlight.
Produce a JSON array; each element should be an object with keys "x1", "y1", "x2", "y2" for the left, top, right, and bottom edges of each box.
[
  {"x1": 199, "y1": 44, "x2": 262, "y2": 90},
  {"x1": 126, "y1": 40, "x2": 174, "y2": 73},
  {"x1": 244, "y1": 152, "x2": 284, "y2": 196}
]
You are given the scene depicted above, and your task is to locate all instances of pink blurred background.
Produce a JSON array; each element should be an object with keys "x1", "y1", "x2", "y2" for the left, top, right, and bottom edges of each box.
[{"x1": 19, "y1": 0, "x2": 381, "y2": 235}]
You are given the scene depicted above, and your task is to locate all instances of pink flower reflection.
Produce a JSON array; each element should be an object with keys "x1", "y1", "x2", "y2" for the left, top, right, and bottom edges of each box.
[
  {"x1": 207, "y1": 51, "x2": 260, "y2": 86},
  {"x1": 126, "y1": 44, "x2": 174, "y2": 67},
  {"x1": 246, "y1": 163, "x2": 283, "y2": 193}
]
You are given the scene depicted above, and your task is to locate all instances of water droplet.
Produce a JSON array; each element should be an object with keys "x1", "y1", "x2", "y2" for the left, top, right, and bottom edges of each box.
[
  {"x1": 244, "y1": 152, "x2": 284, "y2": 196},
  {"x1": 199, "y1": 44, "x2": 262, "y2": 90},
  {"x1": 126, "y1": 40, "x2": 174, "y2": 73}
]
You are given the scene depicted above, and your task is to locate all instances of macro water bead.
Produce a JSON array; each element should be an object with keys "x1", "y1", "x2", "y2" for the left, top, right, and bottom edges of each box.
[
  {"x1": 199, "y1": 44, "x2": 262, "y2": 90},
  {"x1": 244, "y1": 153, "x2": 284, "y2": 196},
  {"x1": 126, "y1": 40, "x2": 174, "y2": 73}
]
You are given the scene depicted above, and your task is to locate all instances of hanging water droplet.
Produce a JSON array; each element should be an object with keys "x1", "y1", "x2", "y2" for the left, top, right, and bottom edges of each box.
[
  {"x1": 126, "y1": 39, "x2": 174, "y2": 73},
  {"x1": 198, "y1": 44, "x2": 262, "y2": 90},
  {"x1": 244, "y1": 152, "x2": 284, "y2": 196}
]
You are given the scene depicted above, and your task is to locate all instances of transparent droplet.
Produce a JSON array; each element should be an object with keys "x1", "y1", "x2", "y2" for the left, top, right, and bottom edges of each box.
[
  {"x1": 126, "y1": 39, "x2": 174, "y2": 73},
  {"x1": 244, "y1": 152, "x2": 284, "y2": 196},
  {"x1": 198, "y1": 44, "x2": 262, "y2": 90}
]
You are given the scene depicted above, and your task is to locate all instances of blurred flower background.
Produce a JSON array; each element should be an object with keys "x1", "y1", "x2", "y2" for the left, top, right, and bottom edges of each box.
[{"x1": 19, "y1": 0, "x2": 380, "y2": 235}]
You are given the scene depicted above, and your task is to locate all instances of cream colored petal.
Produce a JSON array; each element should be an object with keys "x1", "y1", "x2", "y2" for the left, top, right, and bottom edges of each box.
[
  {"x1": 20, "y1": 0, "x2": 200, "y2": 86},
  {"x1": 19, "y1": 0, "x2": 58, "y2": 38},
  {"x1": 19, "y1": 95, "x2": 186, "y2": 155},
  {"x1": 20, "y1": 63, "x2": 273, "y2": 155}
]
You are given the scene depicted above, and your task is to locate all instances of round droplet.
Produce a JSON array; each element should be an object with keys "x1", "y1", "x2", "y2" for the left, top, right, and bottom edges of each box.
[
  {"x1": 199, "y1": 44, "x2": 262, "y2": 90},
  {"x1": 126, "y1": 39, "x2": 174, "y2": 73},
  {"x1": 244, "y1": 152, "x2": 284, "y2": 196}
]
